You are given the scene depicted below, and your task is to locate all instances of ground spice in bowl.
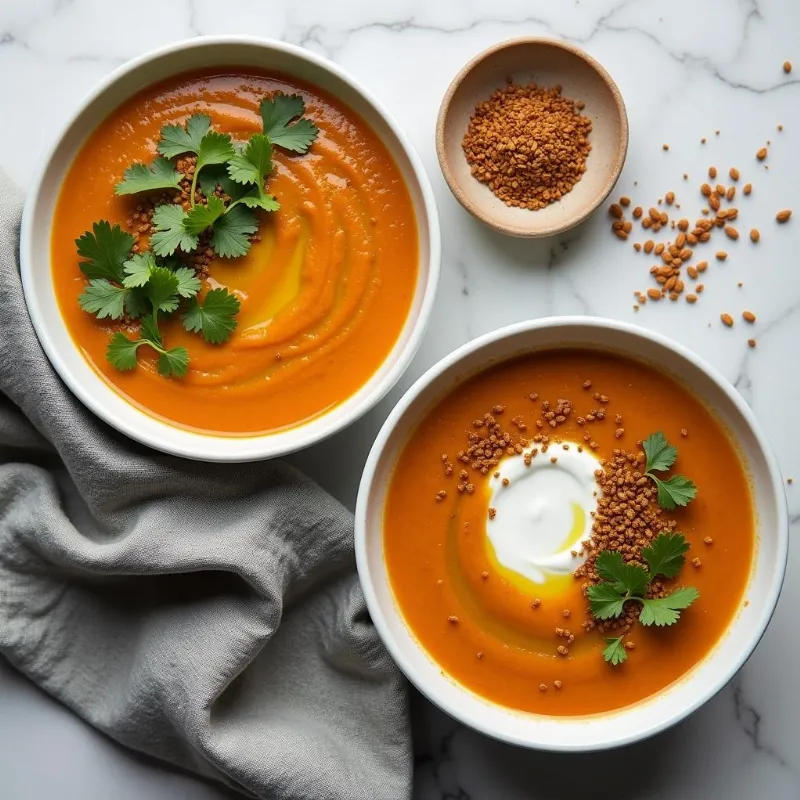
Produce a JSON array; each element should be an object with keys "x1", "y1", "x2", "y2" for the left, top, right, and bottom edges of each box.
[{"x1": 462, "y1": 82, "x2": 593, "y2": 210}]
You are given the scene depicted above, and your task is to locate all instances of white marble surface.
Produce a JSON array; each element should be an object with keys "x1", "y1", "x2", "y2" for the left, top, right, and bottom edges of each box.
[{"x1": 1, "y1": 0, "x2": 799, "y2": 798}]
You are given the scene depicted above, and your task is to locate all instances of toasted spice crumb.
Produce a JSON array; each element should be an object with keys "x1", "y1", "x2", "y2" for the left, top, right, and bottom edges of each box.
[
  {"x1": 680, "y1": 428, "x2": 688, "y2": 437},
  {"x1": 476, "y1": 651, "x2": 484, "y2": 659},
  {"x1": 624, "y1": 641, "x2": 636, "y2": 651},
  {"x1": 554, "y1": 680, "x2": 563, "y2": 689},
  {"x1": 539, "y1": 683, "x2": 548, "y2": 692},
  {"x1": 557, "y1": 645, "x2": 569, "y2": 657},
  {"x1": 704, "y1": 537, "x2": 714, "y2": 545},
  {"x1": 448, "y1": 615, "x2": 459, "y2": 624},
  {"x1": 701, "y1": 137, "x2": 707, "y2": 144},
  {"x1": 615, "y1": 428, "x2": 624, "y2": 438},
  {"x1": 531, "y1": 598, "x2": 542, "y2": 608},
  {"x1": 784, "y1": 61, "x2": 793, "y2": 73},
  {"x1": 756, "y1": 147, "x2": 768, "y2": 161},
  {"x1": 743, "y1": 310, "x2": 756, "y2": 323},
  {"x1": 663, "y1": 144, "x2": 669, "y2": 150},
  {"x1": 435, "y1": 490, "x2": 447, "y2": 501},
  {"x1": 563, "y1": 609, "x2": 571, "y2": 619},
  {"x1": 665, "y1": 191, "x2": 675, "y2": 205},
  {"x1": 776, "y1": 209, "x2": 792, "y2": 223},
  {"x1": 748, "y1": 338, "x2": 757, "y2": 348},
  {"x1": 481, "y1": 571, "x2": 489, "y2": 579},
  {"x1": 462, "y1": 82, "x2": 593, "y2": 209},
  {"x1": 721, "y1": 313, "x2": 734, "y2": 327},
  {"x1": 692, "y1": 558, "x2": 702, "y2": 568}
]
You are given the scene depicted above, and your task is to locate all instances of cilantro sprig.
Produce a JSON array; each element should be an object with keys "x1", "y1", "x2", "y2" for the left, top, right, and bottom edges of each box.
[
  {"x1": 77, "y1": 93, "x2": 318, "y2": 378},
  {"x1": 77, "y1": 222, "x2": 239, "y2": 377},
  {"x1": 587, "y1": 532, "x2": 700, "y2": 666},
  {"x1": 643, "y1": 432, "x2": 698, "y2": 510}
]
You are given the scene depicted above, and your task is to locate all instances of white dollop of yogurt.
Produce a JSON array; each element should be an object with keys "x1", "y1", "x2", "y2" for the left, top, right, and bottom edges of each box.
[{"x1": 486, "y1": 443, "x2": 601, "y2": 585}]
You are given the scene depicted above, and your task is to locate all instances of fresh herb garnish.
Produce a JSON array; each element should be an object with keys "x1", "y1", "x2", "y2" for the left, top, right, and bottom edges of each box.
[
  {"x1": 259, "y1": 94, "x2": 319, "y2": 153},
  {"x1": 642, "y1": 432, "x2": 698, "y2": 510},
  {"x1": 76, "y1": 93, "x2": 318, "y2": 377},
  {"x1": 587, "y1": 532, "x2": 700, "y2": 666}
]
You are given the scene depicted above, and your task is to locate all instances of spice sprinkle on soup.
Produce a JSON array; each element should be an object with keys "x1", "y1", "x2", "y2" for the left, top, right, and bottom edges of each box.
[
  {"x1": 51, "y1": 69, "x2": 419, "y2": 436},
  {"x1": 384, "y1": 349, "x2": 754, "y2": 715}
]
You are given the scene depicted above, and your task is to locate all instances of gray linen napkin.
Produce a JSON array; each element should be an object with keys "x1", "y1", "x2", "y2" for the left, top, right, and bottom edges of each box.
[{"x1": 0, "y1": 171, "x2": 410, "y2": 800}]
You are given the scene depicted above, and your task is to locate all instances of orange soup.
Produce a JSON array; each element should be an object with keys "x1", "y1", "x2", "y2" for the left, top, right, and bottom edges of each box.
[
  {"x1": 51, "y1": 69, "x2": 418, "y2": 435},
  {"x1": 384, "y1": 350, "x2": 754, "y2": 715}
]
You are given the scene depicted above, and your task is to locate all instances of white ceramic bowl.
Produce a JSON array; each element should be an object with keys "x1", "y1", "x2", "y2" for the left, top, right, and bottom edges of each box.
[
  {"x1": 355, "y1": 317, "x2": 788, "y2": 751},
  {"x1": 20, "y1": 36, "x2": 440, "y2": 462}
]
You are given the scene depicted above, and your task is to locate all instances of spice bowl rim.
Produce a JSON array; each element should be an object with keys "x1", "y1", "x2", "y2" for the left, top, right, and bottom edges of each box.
[
  {"x1": 435, "y1": 37, "x2": 629, "y2": 238},
  {"x1": 19, "y1": 35, "x2": 441, "y2": 462},
  {"x1": 355, "y1": 316, "x2": 788, "y2": 750}
]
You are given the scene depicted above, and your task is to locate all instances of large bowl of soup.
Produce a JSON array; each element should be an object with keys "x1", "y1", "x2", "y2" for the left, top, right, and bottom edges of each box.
[
  {"x1": 355, "y1": 317, "x2": 787, "y2": 750},
  {"x1": 21, "y1": 36, "x2": 440, "y2": 461}
]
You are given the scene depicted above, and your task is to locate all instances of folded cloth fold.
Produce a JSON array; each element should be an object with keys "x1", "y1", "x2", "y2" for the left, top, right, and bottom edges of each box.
[{"x1": 0, "y1": 171, "x2": 410, "y2": 800}]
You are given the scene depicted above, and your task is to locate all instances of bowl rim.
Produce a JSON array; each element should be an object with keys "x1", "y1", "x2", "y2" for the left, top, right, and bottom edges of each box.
[
  {"x1": 20, "y1": 34, "x2": 441, "y2": 462},
  {"x1": 435, "y1": 37, "x2": 629, "y2": 238},
  {"x1": 355, "y1": 315, "x2": 788, "y2": 750}
]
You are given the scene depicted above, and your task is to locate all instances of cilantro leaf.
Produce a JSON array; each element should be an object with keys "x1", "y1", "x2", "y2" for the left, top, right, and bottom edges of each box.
[
  {"x1": 122, "y1": 252, "x2": 156, "y2": 288},
  {"x1": 115, "y1": 157, "x2": 183, "y2": 195},
  {"x1": 106, "y1": 332, "x2": 145, "y2": 371},
  {"x1": 76, "y1": 221, "x2": 134, "y2": 282},
  {"x1": 235, "y1": 187, "x2": 280, "y2": 212},
  {"x1": 78, "y1": 279, "x2": 127, "y2": 320},
  {"x1": 639, "y1": 587, "x2": 700, "y2": 627},
  {"x1": 151, "y1": 204, "x2": 199, "y2": 256},
  {"x1": 594, "y1": 551, "x2": 649, "y2": 597},
  {"x1": 198, "y1": 163, "x2": 238, "y2": 197},
  {"x1": 650, "y1": 474, "x2": 698, "y2": 511},
  {"x1": 183, "y1": 195, "x2": 226, "y2": 235},
  {"x1": 181, "y1": 288, "x2": 240, "y2": 344},
  {"x1": 196, "y1": 131, "x2": 236, "y2": 171},
  {"x1": 139, "y1": 314, "x2": 163, "y2": 347},
  {"x1": 210, "y1": 205, "x2": 257, "y2": 258},
  {"x1": 157, "y1": 347, "x2": 189, "y2": 378},
  {"x1": 603, "y1": 637, "x2": 627, "y2": 666},
  {"x1": 146, "y1": 266, "x2": 180, "y2": 315},
  {"x1": 173, "y1": 267, "x2": 201, "y2": 298},
  {"x1": 587, "y1": 583, "x2": 627, "y2": 620},
  {"x1": 124, "y1": 288, "x2": 149, "y2": 319},
  {"x1": 259, "y1": 93, "x2": 319, "y2": 153},
  {"x1": 227, "y1": 133, "x2": 273, "y2": 185},
  {"x1": 643, "y1": 432, "x2": 677, "y2": 473},
  {"x1": 642, "y1": 532, "x2": 690, "y2": 579},
  {"x1": 157, "y1": 114, "x2": 211, "y2": 159}
]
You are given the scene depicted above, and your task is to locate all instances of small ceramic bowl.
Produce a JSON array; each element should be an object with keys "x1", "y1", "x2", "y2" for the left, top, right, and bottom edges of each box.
[
  {"x1": 436, "y1": 38, "x2": 628, "y2": 238},
  {"x1": 20, "y1": 36, "x2": 440, "y2": 462},
  {"x1": 355, "y1": 317, "x2": 787, "y2": 751}
]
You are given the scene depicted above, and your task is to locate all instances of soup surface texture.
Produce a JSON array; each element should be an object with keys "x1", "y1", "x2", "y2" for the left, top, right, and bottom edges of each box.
[
  {"x1": 51, "y1": 70, "x2": 418, "y2": 435},
  {"x1": 384, "y1": 349, "x2": 755, "y2": 715}
]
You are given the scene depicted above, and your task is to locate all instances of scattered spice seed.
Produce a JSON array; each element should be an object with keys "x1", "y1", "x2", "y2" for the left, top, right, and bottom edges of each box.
[
  {"x1": 609, "y1": 203, "x2": 623, "y2": 219},
  {"x1": 716, "y1": 251, "x2": 728, "y2": 260},
  {"x1": 620, "y1": 196, "x2": 631, "y2": 207},
  {"x1": 686, "y1": 293, "x2": 698, "y2": 303},
  {"x1": 724, "y1": 226, "x2": 739, "y2": 240},
  {"x1": 729, "y1": 167, "x2": 739, "y2": 181},
  {"x1": 743, "y1": 183, "x2": 752, "y2": 195},
  {"x1": 743, "y1": 311, "x2": 756, "y2": 323},
  {"x1": 776, "y1": 209, "x2": 792, "y2": 223},
  {"x1": 709, "y1": 166, "x2": 717, "y2": 179},
  {"x1": 750, "y1": 228, "x2": 760, "y2": 242},
  {"x1": 462, "y1": 82, "x2": 592, "y2": 209},
  {"x1": 663, "y1": 144, "x2": 669, "y2": 150},
  {"x1": 633, "y1": 206, "x2": 643, "y2": 219},
  {"x1": 665, "y1": 191, "x2": 675, "y2": 205},
  {"x1": 784, "y1": 61, "x2": 792, "y2": 73},
  {"x1": 721, "y1": 313, "x2": 734, "y2": 327},
  {"x1": 748, "y1": 338, "x2": 757, "y2": 348},
  {"x1": 756, "y1": 147, "x2": 768, "y2": 161}
]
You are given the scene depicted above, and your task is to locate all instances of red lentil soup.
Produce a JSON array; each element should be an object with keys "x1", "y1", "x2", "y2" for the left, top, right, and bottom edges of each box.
[
  {"x1": 51, "y1": 69, "x2": 418, "y2": 435},
  {"x1": 384, "y1": 349, "x2": 754, "y2": 716}
]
